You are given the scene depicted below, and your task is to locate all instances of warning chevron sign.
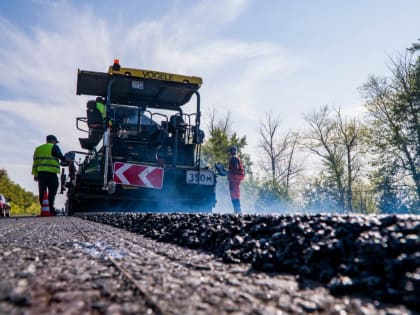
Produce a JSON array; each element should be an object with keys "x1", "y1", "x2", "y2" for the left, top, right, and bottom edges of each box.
[{"x1": 113, "y1": 162, "x2": 164, "y2": 189}]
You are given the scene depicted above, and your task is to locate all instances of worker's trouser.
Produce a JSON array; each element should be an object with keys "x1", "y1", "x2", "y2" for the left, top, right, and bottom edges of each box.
[
  {"x1": 37, "y1": 171, "x2": 59, "y2": 215},
  {"x1": 229, "y1": 176, "x2": 242, "y2": 214},
  {"x1": 231, "y1": 199, "x2": 241, "y2": 214}
]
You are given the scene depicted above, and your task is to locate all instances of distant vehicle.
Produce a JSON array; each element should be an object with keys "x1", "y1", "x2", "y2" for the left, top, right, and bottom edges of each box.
[{"x1": 0, "y1": 194, "x2": 11, "y2": 217}]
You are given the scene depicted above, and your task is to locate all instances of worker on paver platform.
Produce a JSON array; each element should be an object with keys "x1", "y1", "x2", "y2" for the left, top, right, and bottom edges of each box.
[
  {"x1": 32, "y1": 135, "x2": 68, "y2": 216},
  {"x1": 228, "y1": 145, "x2": 245, "y2": 214},
  {"x1": 95, "y1": 96, "x2": 113, "y2": 128}
]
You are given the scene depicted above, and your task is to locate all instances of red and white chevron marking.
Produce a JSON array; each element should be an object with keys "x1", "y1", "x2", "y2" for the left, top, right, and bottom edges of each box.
[{"x1": 113, "y1": 162, "x2": 164, "y2": 189}]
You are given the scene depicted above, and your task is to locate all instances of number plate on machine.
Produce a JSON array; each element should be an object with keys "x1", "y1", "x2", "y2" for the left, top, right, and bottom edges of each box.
[{"x1": 186, "y1": 170, "x2": 214, "y2": 185}]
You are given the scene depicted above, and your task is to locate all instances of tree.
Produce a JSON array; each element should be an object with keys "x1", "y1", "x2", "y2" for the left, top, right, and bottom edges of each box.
[
  {"x1": 0, "y1": 169, "x2": 39, "y2": 215},
  {"x1": 300, "y1": 174, "x2": 341, "y2": 213},
  {"x1": 335, "y1": 108, "x2": 364, "y2": 212},
  {"x1": 257, "y1": 111, "x2": 303, "y2": 198},
  {"x1": 201, "y1": 107, "x2": 251, "y2": 170},
  {"x1": 360, "y1": 52, "x2": 420, "y2": 212},
  {"x1": 350, "y1": 182, "x2": 377, "y2": 214},
  {"x1": 302, "y1": 106, "x2": 346, "y2": 211},
  {"x1": 255, "y1": 179, "x2": 291, "y2": 212},
  {"x1": 302, "y1": 106, "x2": 365, "y2": 213},
  {"x1": 371, "y1": 163, "x2": 411, "y2": 213}
]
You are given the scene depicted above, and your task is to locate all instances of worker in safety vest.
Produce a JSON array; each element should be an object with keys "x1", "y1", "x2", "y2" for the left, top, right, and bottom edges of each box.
[
  {"x1": 95, "y1": 97, "x2": 106, "y2": 119},
  {"x1": 96, "y1": 97, "x2": 112, "y2": 128},
  {"x1": 32, "y1": 135, "x2": 68, "y2": 216},
  {"x1": 228, "y1": 146, "x2": 245, "y2": 213}
]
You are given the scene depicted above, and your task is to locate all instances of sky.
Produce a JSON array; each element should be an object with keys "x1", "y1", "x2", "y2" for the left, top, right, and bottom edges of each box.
[{"x1": 1, "y1": 0, "x2": 420, "y2": 208}]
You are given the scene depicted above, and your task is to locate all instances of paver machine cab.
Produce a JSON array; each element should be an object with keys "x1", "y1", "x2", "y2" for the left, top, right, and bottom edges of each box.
[{"x1": 64, "y1": 60, "x2": 217, "y2": 214}]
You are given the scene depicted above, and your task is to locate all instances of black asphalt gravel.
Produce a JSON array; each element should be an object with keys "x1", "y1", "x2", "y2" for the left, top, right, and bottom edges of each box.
[
  {"x1": 76, "y1": 212, "x2": 420, "y2": 313},
  {"x1": 0, "y1": 214, "x2": 418, "y2": 315}
]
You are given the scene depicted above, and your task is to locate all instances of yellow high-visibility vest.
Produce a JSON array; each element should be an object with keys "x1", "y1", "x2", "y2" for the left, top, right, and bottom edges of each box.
[
  {"x1": 32, "y1": 143, "x2": 60, "y2": 175},
  {"x1": 96, "y1": 102, "x2": 106, "y2": 119}
]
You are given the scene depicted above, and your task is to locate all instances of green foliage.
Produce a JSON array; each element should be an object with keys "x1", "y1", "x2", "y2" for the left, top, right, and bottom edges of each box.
[
  {"x1": 369, "y1": 164, "x2": 417, "y2": 214},
  {"x1": 302, "y1": 106, "x2": 355, "y2": 211},
  {"x1": 361, "y1": 53, "x2": 420, "y2": 208},
  {"x1": 377, "y1": 184, "x2": 410, "y2": 214},
  {"x1": 300, "y1": 175, "x2": 343, "y2": 213},
  {"x1": 0, "y1": 169, "x2": 39, "y2": 216},
  {"x1": 255, "y1": 178, "x2": 292, "y2": 212},
  {"x1": 202, "y1": 128, "x2": 251, "y2": 172},
  {"x1": 350, "y1": 182, "x2": 377, "y2": 214},
  {"x1": 202, "y1": 128, "x2": 229, "y2": 166}
]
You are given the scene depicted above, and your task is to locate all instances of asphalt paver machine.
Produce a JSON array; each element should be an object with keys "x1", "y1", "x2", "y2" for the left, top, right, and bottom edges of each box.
[{"x1": 64, "y1": 60, "x2": 217, "y2": 213}]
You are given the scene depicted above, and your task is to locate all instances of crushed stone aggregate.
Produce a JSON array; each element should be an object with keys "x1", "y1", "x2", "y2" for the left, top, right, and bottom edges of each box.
[
  {"x1": 78, "y1": 212, "x2": 419, "y2": 313},
  {"x1": 0, "y1": 214, "x2": 417, "y2": 315}
]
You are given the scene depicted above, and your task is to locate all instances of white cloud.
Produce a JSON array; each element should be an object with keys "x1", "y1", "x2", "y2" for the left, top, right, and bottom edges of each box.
[
  {"x1": 1, "y1": 0, "x2": 296, "y2": 197},
  {"x1": 0, "y1": 7, "x2": 111, "y2": 103}
]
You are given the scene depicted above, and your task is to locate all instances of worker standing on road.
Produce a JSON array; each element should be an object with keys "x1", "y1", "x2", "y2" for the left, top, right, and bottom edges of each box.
[
  {"x1": 32, "y1": 135, "x2": 68, "y2": 216},
  {"x1": 228, "y1": 146, "x2": 245, "y2": 214}
]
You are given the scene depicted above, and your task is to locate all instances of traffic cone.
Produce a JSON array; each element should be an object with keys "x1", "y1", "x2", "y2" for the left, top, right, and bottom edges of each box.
[{"x1": 40, "y1": 191, "x2": 51, "y2": 217}]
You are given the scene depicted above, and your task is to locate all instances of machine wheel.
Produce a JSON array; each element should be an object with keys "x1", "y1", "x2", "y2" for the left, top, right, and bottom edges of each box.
[{"x1": 65, "y1": 187, "x2": 81, "y2": 215}]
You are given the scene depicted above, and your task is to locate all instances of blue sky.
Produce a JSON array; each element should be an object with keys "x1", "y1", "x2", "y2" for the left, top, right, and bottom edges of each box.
[{"x1": 1, "y1": 0, "x2": 420, "y2": 206}]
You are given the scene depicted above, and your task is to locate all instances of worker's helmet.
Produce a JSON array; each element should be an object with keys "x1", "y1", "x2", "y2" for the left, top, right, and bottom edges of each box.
[
  {"x1": 46, "y1": 135, "x2": 59, "y2": 143},
  {"x1": 229, "y1": 146, "x2": 237, "y2": 154},
  {"x1": 96, "y1": 97, "x2": 105, "y2": 103}
]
